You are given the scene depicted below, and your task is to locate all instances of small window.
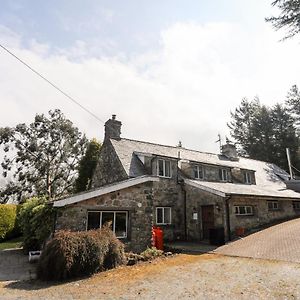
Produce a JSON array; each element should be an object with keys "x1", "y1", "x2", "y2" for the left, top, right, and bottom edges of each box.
[
  {"x1": 157, "y1": 159, "x2": 171, "y2": 178},
  {"x1": 156, "y1": 207, "x2": 172, "y2": 225},
  {"x1": 293, "y1": 201, "x2": 300, "y2": 210},
  {"x1": 193, "y1": 165, "x2": 204, "y2": 179},
  {"x1": 219, "y1": 168, "x2": 229, "y2": 181},
  {"x1": 268, "y1": 201, "x2": 279, "y2": 211},
  {"x1": 87, "y1": 211, "x2": 128, "y2": 238},
  {"x1": 234, "y1": 205, "x2": 253, "y2": 216},
  {"x1": 244, "y1": 172, "x2": 252, "y2": 184}
]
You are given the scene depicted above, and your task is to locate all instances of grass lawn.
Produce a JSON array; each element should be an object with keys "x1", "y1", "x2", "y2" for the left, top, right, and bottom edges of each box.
[{"x1": 0, "y1": 236, "x2": 23, "y2": 251}]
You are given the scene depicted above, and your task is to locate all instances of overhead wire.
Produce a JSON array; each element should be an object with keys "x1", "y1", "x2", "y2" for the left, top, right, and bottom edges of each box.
[{"x1": 0, "y1": 43, "x2": 106, "y2": 126}]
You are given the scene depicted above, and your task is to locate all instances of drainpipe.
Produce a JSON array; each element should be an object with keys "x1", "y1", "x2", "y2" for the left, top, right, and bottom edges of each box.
[
  {"x1": 225, "y1": 196, "x2": 231, "y2": 241},
  {"x1": 180, "y1": 182, "x2": 188, "y2": 241}
]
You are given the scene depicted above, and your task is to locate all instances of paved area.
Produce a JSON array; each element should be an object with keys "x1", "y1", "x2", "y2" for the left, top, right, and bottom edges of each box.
[
  {"x1": 1, "y1": 254, "x2": 300, "y2": 299},
  {"x1": 166, "y1": 241, "x2": 217, "y2": 254},
  {"x1": 215, "y1": 217, "x2": 300, "y2": 262},
  {"x1": 0, "y1": 248, "x2": 36, "y2": 281}
]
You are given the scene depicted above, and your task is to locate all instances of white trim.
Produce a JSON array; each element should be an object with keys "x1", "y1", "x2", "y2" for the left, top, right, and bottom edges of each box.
[
  {"x1": 184, "y1": 179, "x2": 226, "y2": 197},
  {"x1": 156, "y1": 207, "x2": 172, "y2": 225},
  {"x1": 234, "y1": 205, "x2": 253, "y2": 216},
  {"x1": 53, "y1": 176, "x2": 160, "y2": 207},
  {"x1": 157, "y1": 159, "x2": 172, "y2": 178},
  {"x1": 86, "y1": 210, "x2": 128, "y2": 238}
]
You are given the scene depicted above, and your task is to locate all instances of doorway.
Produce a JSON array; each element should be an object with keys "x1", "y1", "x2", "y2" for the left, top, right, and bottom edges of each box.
[{"x1": 201, "y1": 205, "x2": 214, "y2": 239}]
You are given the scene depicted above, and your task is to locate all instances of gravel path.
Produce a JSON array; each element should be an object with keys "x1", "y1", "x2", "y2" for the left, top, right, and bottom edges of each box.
[{"x1": 1, "y1": 254, "x2": 300, "y2": 300}]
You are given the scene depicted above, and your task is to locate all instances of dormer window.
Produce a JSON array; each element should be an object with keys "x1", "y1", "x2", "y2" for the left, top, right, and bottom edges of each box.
[
  {"x1": 157, "y1": 159, "x2": 171, "y2": 178},
  {"x1": 244, "y1": 171, "x2": 252, "y2": 184},
  {"x1": 219, "y1": 168, "x2": 229, "y2": 181},
  {"x1": 194, "y1": 165, "x2": 204, "y2": 179}
]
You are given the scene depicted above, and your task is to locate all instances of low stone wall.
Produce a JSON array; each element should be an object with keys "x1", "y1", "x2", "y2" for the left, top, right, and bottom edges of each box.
[{"x1": 229, "y1": 196, "x2": 300, "y2": 235}]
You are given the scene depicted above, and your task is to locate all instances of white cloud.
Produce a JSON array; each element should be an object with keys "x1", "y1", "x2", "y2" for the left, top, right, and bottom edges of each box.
[{"x1": 0, "y1": 21, "x2": 299, "y2": 160}]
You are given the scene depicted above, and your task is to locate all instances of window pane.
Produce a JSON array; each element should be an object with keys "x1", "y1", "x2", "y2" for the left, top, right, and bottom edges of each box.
[
  {"x1": 115, "y1": 212, "x2": 127, "y2": 238},
  {"x1": 235, "y1": 206, "x2": 239, "y2": 214},
  {"x1": 158, "y1": 160, "x2": 164, "y2": 176},
  {"x1": 101, "y1": 212, "x2": 114, "y2": 230},
  {"x1": 246, "y1": 206, "x2": 252, "y2": 214},
  {"x1": 239, "y1": 206, "x2": 246, "y2": 214},
  {"x1": 219, "y1": 169, "x2": 223, "y2": 180},
  {"x1": 194, "y1": 167, "x2": 198, "y2": 178},
  {"x1": 87, "y1": 212, "x2": 100, "y2": 230},
  {"x1": 156, "y1": 208, "x2": 163, "y2": 223},
  {"x1": 198, "y1": 167, "x2": 203, "y2": 179},
  {"x1": 164, "y1": 208, "x2": 171, "y2": 224},
  {"x1": 165, "y1": 161, "x2": 171, "y2": 177}
]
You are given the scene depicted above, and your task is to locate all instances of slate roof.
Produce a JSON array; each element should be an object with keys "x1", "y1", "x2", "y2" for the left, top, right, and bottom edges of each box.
[{"x1": 110, "y1": 138, "x2": 300, "y2": 199}]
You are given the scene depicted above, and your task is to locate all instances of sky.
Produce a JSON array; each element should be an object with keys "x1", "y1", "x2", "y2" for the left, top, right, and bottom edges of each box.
[{"x1": 0, "y1": 0, "x2": 300, "y2": 159}]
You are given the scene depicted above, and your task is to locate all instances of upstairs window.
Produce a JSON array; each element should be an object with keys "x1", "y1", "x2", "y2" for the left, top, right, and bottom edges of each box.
[
  {"x1": 244, "y1": 171, "x2": 252, "y2": 184},
  {"x1": 268, "y1": 201, "x2": 279, "y2": 211},
  {"x1": 156, "y1": 207, "x2": 172, "y2": 225},
  {"x1": 219, "y1": 168, "x2": 229, "y2": 181},
  {"x1": 193, "y1": 165, "x2": 204, "y2": 179},
  {"x1": 157, "y1": 159, "x2": 171, "y2": 178},
  {"x1": 234, "y1": 205, "x2": 253, "y2": 216}
]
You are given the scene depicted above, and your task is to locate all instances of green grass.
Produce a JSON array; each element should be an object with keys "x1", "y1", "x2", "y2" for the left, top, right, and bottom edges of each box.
[{"x1": 0, "y1": 236, "x2": 23, "y2": 251}]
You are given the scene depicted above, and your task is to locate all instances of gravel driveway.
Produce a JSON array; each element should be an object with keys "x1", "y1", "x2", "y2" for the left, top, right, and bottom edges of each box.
[{"x1": 1, "y1": 253, "x2": 300, "y2": 300}]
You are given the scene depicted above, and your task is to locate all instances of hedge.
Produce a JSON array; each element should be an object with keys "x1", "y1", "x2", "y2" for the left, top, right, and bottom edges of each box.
[
  {"x1": 0, "y1": 204, "x2": 18, "y2": 241},
  {"x1": 37, "y1": 226, "x2": 125, "y2": 281},
  {"x1": 18, "y1": 197, "x2": 55, "y2": 252}
]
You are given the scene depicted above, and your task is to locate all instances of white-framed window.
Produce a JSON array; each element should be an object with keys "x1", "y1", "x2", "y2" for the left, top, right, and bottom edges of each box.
[
  {"x1": 234, "y1": 205, "x2": 253, "y2": 216},
  {"x1": 156, "y1": 207, "x2": 172, "y2": 225},
  {"x1": 193, "y1": 165, "x2": 204, "y2": 179},
  {"x1": 87, "y1": 211, "x2": 128, "y2": 238},
  {"x1": 268, "y1": 201, "x2": 279, "y2": 211},
  {"x1": 244, "y1": 171, "x2": 252, "y2": 184},
  {"x1": 157, "y1": 159, "x2": 171, "y2": 178},
  {"x1": 219, "y1": 168, "x2": 229, "y2": 181},
  {"x1": 293, "y1": 201, "x2": 300, "y2": 210}
]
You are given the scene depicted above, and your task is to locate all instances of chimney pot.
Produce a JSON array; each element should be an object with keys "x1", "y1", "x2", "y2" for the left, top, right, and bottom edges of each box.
[{"x1": 112, "y1": 114, "x2": 116, "y2": 120}]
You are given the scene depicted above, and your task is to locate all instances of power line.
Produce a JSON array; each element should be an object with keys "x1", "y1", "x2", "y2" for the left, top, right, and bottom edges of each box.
[{"x1": 0, "y1": 43, "x2": 106, "y2": 125}]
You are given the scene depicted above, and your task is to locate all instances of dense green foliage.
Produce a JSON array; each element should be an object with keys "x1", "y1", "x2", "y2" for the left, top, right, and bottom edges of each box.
[
  {"x1": 266, "y1": 0, "x2": 300, "y2": 39},
  {"x1": 19, "y1": 197, "x2": 55, "y2": 251},
  {"x1": 75, "y1": 138, "x2": 101, "y2": 192},
  {"x1": 37, "y1": 227, "x2": 125, "y2": 281},
  {"x1": 0, "y1": 109, "x2": 87, "y2": 202},
  {"x1": 0, "y1": 204, "x2": 18, "y2": 241},
  {"x1": 228, "y1": 86, "x2": 300, "y2": 172}
]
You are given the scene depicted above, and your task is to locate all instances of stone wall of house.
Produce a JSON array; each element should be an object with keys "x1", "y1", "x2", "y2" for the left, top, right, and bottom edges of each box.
[
  {"x1": 151, "y1": 179, "x2": 184, "y2": 241},
  {"x1": 56, "y1": 182, "x2": 155, "y2": 253},
  {"x1": 91, "y1": 139, "x2": 128, "y2": 188},
  {"x1": 185, "y1": 185, "x2": 227, "y2": 240},
  {"x1": 56, "y1": 178, "x2": 186, "y2": 252},
  {"x1": 229, "y1": 196, "x2": 300, "y2": 235}
]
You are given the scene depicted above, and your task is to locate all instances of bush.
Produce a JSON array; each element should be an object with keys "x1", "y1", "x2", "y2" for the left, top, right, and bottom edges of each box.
[
  {"x1": 0, "y1": 204, "x2": 18, "y2": 241},
  {"x1": 140, "y1": 247, "x2": 164, "y2": 260},
  {"x1": 37, "y1": 226, "x2": 125, "y2": 281},
  {"x1": 19, "y1": 197, "x2": 55, "y2": 252}
]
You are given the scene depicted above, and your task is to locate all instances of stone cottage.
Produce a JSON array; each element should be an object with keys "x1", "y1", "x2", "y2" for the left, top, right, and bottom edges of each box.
[{"x1": 53, "y1": 115, "x2": 300, "y2": 252}]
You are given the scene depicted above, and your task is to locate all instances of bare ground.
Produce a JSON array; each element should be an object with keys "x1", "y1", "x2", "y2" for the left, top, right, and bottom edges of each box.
[{"x1": 1, "y1": 253, "x2": 300, "y2": 300}]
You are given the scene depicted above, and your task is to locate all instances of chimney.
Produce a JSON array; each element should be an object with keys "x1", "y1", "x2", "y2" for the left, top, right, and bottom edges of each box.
[
  {"x1": 104, "y1": 114, "x2": 122, "y2": 140},
  {"x1": 221, "y1": 143, "x2": 238, "y2": 161}
]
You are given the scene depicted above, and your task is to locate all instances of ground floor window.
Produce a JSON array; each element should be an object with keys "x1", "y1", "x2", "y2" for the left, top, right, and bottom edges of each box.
[
  {"x1": 87, "y1": 211, "x2": 128, "y2": 238},
  {"x1": 156, "y1": 207, "x2": 172, "y2": 225},
  {"x1": 234, "y1": 205, "x2": 253, "y2": 216},
  {"x1": 293, "y1": 201, "x2": 300, "y2": 210},
  {"x1": 267, "y1": 201, "x2": 279, "y2": 211}
]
